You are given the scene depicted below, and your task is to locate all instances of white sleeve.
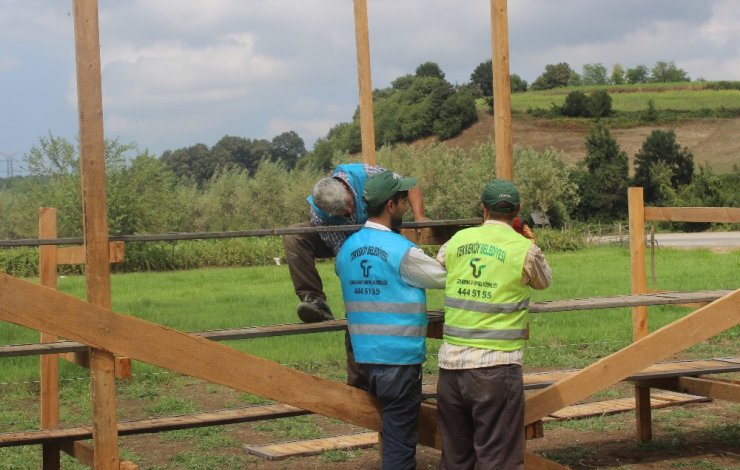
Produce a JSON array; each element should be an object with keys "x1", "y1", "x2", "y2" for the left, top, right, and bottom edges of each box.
[{"x1": 400, "y1": 247, "x2": 446, "y2": 289}]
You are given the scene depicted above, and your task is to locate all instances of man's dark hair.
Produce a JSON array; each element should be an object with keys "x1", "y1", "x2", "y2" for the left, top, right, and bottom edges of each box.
[
  {"x1": 484, "y1": 201, "x2": 519, "y2": 221},
  {"x1": 366, "y1": 191, "x2": 408, "y2": 217}
]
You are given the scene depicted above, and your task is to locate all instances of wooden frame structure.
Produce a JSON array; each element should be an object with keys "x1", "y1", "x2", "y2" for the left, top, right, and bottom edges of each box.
[{"x1": 1, "y1": 1, "x2": 738, "y2": 469}]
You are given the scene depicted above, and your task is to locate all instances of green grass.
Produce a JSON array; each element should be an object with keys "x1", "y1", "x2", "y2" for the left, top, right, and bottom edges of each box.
[{"x1": 511, "y1": 82, "x2": 740, "y2": 114}]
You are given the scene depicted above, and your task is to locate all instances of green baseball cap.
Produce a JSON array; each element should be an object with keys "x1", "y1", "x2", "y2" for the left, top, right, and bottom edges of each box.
[
  {"x1": 363, "y1": 170, "x2": 417, "y2": 208},
  {"x1": 481, "y1": 179, "x2": 520, "y2": 212}
]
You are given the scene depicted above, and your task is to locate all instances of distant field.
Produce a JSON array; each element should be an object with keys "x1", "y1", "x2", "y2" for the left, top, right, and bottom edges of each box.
[{"x1": 511, "y1": 82, "x2": 740, "y2": 113}]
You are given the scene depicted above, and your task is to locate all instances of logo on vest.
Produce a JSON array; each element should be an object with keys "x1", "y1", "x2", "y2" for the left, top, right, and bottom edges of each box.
[
  {"x1": 360, "y1": 259, "x2": 373, "y2": 278},
  {"x1": 469, "y1": 257, "x2": 486, "y2": 278}
]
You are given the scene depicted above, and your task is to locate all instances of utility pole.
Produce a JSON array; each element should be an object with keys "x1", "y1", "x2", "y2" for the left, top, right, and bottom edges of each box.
[{"x1": 0, "y1": 152, "x2": 19, "y2": 178}]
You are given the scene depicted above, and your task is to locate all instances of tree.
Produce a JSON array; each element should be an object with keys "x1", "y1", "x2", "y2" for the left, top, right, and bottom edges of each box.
[
  {"x1": 510, "y1": 74, "x2": 528, "y2": 93},
  {"x1": 633, "y1": 130, "x2": 695, "y2": 203},
  {"x1": 271, "y1": 131, "x2": 306, "y2": 170},
  {"x1": 574, "y1": 122, "x2": 629, "y2": 219},
  {"x1": 530, "y1": 62, "x2": 574, "y2": 90},
  {"x1": 470, "y1": 60, "x2": 493, "y2": 97},
  {"x1": 162, "y1": 143, "x2": 217, "y2": 184},
  {"x1": 650, "y1": 61, "x2": 690, "y2": 83},
  {"x1": 626, "y1": 65, "x2": 649, "y2": 84},
  {"x1": 610, "y1": 64, "x2": 626, "y2": 85},
  {"x1": 581, "y1": 63, "x2": 608, "y2": 86},
  {"x1": 588, "y1": 90, "x2": 612, "y2": 118},
  {"x1": 415, "y1": 61, "x2": 445, "y2": 79},
  {"x1": 561, "y1": 91, "x2": 591, "y2": 117},
  {"x1": 433, "y1": 91, "x2": 478, "y2": 140}
]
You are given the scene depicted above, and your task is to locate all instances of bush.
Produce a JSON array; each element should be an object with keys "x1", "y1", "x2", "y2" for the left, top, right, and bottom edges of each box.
[
  {"x1": 561, "y1": 91, "x2": 591, "y2": 117},
  {"x1": 588, "y1": 90, "x2": 612, "y2": 117}
]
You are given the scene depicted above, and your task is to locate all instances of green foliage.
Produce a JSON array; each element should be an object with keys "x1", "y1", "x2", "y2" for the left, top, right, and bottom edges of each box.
[
  {"x1": 531, "y1": 62, "x2": 575, "y2": 90},
  {"x1": 573, "y1": 122, "x2": 629, "y2": 220},
  {"x1": 510, "y1": 73, "x2": 528, "y2": 93},
  {"x1": 633, "y1": 130, "x2": 695, "y2": 203},
  {"x1": 581, "y1": 63, "x2": 608, "y2": 86},
  {"x1": 627, "y1": 64, "x2": 650, "y2": 84},
  {"x1": 642, "y1": 98, "x2": 659, "y2": 122},
  {"x1": 561, "y1": 90, "x2": 591, "y2": 117},
  {"x1": 514, "y1": 148, "x2": 578, "y2": 227},
  {"x1": 415, "y1": 61, "x2": 446, "y2": 79},
  {"x1": 651, "y1": 61, "x2": 690, "y2": 83},
  {"x1": 433, "y1": 90, "x2": 478, "y2": 139},
  {"x1": 610, "y1": 63, "x2": 626, "y2": 85},
  {"x1": 560, "y1": 90, "x2": 612, "y2": 118},
  {"x1": 470, "y1": 60, "x2": 493, "y2": 97}
]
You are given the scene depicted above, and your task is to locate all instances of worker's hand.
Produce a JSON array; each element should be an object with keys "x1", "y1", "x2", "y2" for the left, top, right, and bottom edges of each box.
[{"x1": 414, "y1": 216, "x2": 430, "y2": 237}]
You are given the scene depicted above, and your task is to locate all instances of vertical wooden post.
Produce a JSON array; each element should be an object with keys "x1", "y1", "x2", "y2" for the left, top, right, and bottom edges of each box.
[
  {"x1": 490, "y1": 0, "x2": 513, "y2": 180},
  {"x1": 39, "y1": 208, "x2": 61, "y2": 469},
  {"x1": 72, "y1": 0, "x2": 120, "y2": 467},
  {"x1": 353, "y1": 0, "x2": 377, "y2": 165},
  {"x1": 628, "y1": 187, "x2": 652, "y2": 442}
]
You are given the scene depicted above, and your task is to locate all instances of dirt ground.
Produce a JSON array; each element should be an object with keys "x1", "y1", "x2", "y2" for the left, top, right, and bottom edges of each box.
[
  {"x1": 439, "y1": 112, "x2": 740, "y2": 173},
  {"x1": 115, "y1": 376, "x2": 739, "y2": 469}
]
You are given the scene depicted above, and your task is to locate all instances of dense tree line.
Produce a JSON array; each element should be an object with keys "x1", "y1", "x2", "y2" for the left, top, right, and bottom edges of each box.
[{"x1": 529, "y1": 60, "x2": 691, "y2": 90}]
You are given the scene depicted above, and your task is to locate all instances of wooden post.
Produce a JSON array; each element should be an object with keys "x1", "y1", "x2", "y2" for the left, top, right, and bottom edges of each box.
[
  {"x1": 353, "y1": 0, "x2": 376, "y2": 165},
  {"x1": 628, "y1": 187, "x2": 651, "y2": 442},
  {"x1": 39, "y1": 208, "x2": 60, "y2": 469},
  {"x1": 72, "y1": 0, "x2": 120, "y2": 467},
  {"x1": 490, "y1": 0, "x2": 513, "y2": 179}
]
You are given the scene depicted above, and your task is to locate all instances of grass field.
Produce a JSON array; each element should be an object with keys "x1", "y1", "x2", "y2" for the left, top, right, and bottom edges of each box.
[
  {"x1": 0, "y1": 245, "x2": 737, "y2": 468},
  {"x1": 509, "y1": 82, "x2": 740, "y2": 114},
  {"x1": 1, "y1": 246, "x2": 737, "y2": 384}
]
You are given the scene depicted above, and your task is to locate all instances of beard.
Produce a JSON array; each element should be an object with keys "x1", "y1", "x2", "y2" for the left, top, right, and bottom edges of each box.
[{"x1": 390, "y1": 213, "x2": 404, "y2": 232}]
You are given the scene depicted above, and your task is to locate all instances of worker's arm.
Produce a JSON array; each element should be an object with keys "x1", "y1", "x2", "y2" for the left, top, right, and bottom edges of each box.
[{"x1": 408, "y1": 186, "x2": 428, "y2": 221}]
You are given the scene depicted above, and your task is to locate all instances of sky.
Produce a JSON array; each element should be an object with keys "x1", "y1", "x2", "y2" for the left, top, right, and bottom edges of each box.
[{"x1": 1, "y1": 0, "x2": 739, "y2": 175}]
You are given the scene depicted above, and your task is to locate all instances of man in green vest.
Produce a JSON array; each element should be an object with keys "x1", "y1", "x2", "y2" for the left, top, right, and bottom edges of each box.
[{"x1": 435, "y1": 179, "x2": 552, "y2": 469}]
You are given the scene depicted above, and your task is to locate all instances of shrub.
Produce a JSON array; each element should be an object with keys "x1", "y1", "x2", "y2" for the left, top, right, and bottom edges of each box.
[
  {"x1": 588, "y1": 90, "x2": 612, "y2": 117},
  {"x1": 561, "y1": 91, "x2": 591, "y2": 117}
]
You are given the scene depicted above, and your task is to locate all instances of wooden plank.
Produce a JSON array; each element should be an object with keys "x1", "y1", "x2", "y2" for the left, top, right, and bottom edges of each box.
[
  {"x1": 60, "y1": 441, "x2": 138, "y2": 469},
  {"x1": 0, "y1": 276, "x2": 449, "y2": 447},
  {"x1": 39, "y1": 208, "x2": 61, "y2": 470},
  {"x1": 629, "y1": 187, "x2": 652, "y2": 442},
  {"x1": 3, "y1": 291, "x2": 731, "y2": 360},
  {"x1": 57, "y1": 241, "x2": 125, "y2": 265},
  {"x1": 524, "y1": 289, "x2": 739, "y2": 425},
  {"x1": 352, "y1": 0, "x2": 376, "y2": 165},
  {"x1": 544, "y1": 392, "x2": 709, "y2": 420},
  {"x1": 644, "y1": 206, "x2": 740, "y2": 223},
  {"x1": 642, "y1": 376, "x2": 740, "y2": 403},
  {"x1": 245, "y1": 432, "x2": 378, "y2": 460},
  {"x1": 72, "y1": 0, "x2": 119, "y2": 466},
  {"x1": 0, "y1": 404, "x2": 309, "y2": 447},
  {"x1": 490, "y1": 0, "x2": 513, "y2": 179}
]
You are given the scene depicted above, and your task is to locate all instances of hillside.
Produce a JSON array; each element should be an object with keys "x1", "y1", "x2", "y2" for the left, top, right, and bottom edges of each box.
[{"x1": 440, "y1": 111, "x2": 740, "y2": 173}]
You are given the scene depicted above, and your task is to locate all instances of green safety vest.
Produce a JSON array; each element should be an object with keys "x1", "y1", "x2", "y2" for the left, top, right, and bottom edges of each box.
[{"x1": 443, "y1": 224, "x2": 532, "y2": 351}]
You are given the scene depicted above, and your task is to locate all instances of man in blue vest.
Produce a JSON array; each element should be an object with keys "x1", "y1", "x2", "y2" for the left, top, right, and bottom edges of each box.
[
  {"x1": 335, "y1": 170, "x2": 445, "y2": 469},
  {"x1": 283, "y1": 163, "x2": 427, "y2": 323},
  {"x1": 435, "y1": 179, "x2": 552, "y2": 469}
]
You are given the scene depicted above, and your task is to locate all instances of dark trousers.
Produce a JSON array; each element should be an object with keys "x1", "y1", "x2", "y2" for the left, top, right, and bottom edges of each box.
[
  {"x1": 362, "y1": 363, "x2": 423, "y2": 470},
  {"x1": 437, "y1": 364, "x2": 524, "y2": 470},
  {"x1": 282, "y1": 222, "x2": 334, "y2": 302}
]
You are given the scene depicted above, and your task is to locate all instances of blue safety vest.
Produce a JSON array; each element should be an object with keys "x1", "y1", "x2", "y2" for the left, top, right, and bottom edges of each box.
[
  {"x1": 307, "y1": 163, "x2": 369, "y2": 225},
  {"x1": 335, "y1": 228, "x2": 428, "y2": 365}
]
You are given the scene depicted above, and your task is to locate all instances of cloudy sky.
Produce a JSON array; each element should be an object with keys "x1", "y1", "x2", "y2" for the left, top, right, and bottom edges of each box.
[{"x1": 1, "y1": 0, "x2": 739, "y2": 174}]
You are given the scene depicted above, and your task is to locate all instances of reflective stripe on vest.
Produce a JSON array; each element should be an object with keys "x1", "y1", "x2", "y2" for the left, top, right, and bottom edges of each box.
[
  {"x1": 349, "y1": 324, "x2": 427, "y2": 337},
  {"x1": 444, "y1": 297, "x2": 529, "y2": 314},
  {"x1": 444, "y1": 324, "x2": 527, "y2": 340}
]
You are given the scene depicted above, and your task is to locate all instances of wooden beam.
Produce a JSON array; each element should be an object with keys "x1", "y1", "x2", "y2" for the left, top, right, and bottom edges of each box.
[
  {"x1": 57, "y1": 241, "x2": 125, "y2": 265},
  {"x1": 640, "y1": 376, "x2": 740, "y2": 403},
  {"x1": 628, "y1": 187, "x2": 651, "y2": 441},
  {"x1": 490, "y1": 0, "x2": 513, "y2": 179},
  {"x1": 644, "y1": 206, "x2": 740, "y2": 223},
  {"x1": 39, "y1": 207, "x2": 61, "y2": 470},
  {"x1": 524, "y1": 289, "x2": 739, "y2": 425},
  {"x1": 72, "y1": 0, "x2": 119, "y2": 467},
  {"x1": 353, "y1": 0, "x2": 376, "y2": 165},
  {"x1": 524, "y1": 451, "x2": 569, "y2": 470},
  {"x1": 0, "y1": 275, "x2": 448, "y2": 447},
  {"x1": 60, "y1": 441, "x2": 138, "y2": 469}
]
